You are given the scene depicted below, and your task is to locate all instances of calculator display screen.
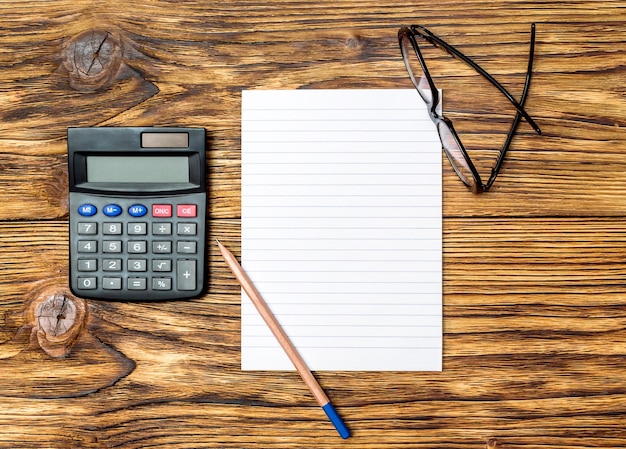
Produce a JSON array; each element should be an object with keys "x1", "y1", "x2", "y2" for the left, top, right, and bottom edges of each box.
[{"x1": 86, "y1": 156, "x2": 190, "y2": 183}]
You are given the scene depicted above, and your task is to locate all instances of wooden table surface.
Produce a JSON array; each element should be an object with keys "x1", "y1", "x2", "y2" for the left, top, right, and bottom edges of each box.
[{"x1": 2, "y1": 1, "x2": 626, "y2": 448}]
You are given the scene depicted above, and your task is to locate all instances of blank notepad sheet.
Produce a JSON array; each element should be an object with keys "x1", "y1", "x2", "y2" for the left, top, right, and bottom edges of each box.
[{"x1": 241, "y1": 89, "x2": 442, "y2": 371}]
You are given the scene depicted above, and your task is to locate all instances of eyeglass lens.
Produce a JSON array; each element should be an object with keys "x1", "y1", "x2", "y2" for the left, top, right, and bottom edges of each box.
[
  {"x1": 400, "y1": 36, "x2": 433, "y2": 105},
  {"x1": 401, "y1": 33, "x2": 477, "y2": 189},
  {"x1": 437, "y1": 121, "x2": 474, "y2": 187}
]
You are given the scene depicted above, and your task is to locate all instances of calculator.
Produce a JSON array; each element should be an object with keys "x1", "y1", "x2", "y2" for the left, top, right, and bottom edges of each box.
[{"x1": 68, "y1": 127, "x2": 206, "y2": 301}]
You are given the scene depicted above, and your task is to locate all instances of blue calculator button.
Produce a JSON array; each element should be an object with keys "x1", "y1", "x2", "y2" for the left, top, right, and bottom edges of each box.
[
  {"x1": 128, "y1": 204, "x2": 148, "y2": 217},
  {"x1": 78, "y1": 204, "x2": 97, "y2": 216},
  {"x1": 103, "y1": 204, "x2": 122, "y2": 217}
]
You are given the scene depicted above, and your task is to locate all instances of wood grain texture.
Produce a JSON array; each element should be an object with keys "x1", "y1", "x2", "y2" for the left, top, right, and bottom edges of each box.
[{"x1": 1, "y1": 0, "x2": 626, "y2": 448}]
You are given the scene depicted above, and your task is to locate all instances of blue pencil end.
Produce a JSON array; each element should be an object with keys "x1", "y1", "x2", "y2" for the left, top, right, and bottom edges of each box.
[{"x1": 322, "y1": 402, "x2": 350, "y2": 439}]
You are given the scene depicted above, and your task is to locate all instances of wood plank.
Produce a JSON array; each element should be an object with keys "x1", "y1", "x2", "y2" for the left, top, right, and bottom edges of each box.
[
  {"x1": 3, "y1": 219, "x2": 626, "y2": 447},
  {"x1": 0, "y1": 3, "x2": 625, "y2": 219}
]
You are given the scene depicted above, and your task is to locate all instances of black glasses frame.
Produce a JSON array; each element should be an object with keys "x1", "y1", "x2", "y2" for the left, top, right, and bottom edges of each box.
[{"x1": 398, "y1": 23, "x2": 541, "y2": 193}]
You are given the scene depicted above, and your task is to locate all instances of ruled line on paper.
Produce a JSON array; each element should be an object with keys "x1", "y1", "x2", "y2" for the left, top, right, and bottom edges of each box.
[{"x1": 241, "y1": 89, "x2": 442, "y2": 371}]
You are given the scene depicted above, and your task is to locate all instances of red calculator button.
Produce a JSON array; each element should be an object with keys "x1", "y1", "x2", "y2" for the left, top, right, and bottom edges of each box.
[
  {"x1": 177, "y1": 204, "x2": 197, "y2": 218},
  {"x1": 152, "y1": 204, "x2": 173, "y2": 218}
]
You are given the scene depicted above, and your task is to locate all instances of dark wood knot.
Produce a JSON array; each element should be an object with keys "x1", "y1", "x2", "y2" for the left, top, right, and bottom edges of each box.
[
  {"x1": 343, "y1": 31, "x2": 367, "y2": 51},
  {"x1": 62, "y1": 29, "x2": 123, "y2": 92},
  {"x1": 28, "y1": 286, "x2": 87, "y2": 358},
  {"x1": 486, "y1": 437, "x2": 503, "y2": 449},
  {"x1": 36, "y1": 295, "x2": 77, "y2": 338}
]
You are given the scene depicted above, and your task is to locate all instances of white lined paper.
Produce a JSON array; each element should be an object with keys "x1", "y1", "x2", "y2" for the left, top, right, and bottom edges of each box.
[{"x1": 241, "y1": 89, "x2": 442, "y2": 371}]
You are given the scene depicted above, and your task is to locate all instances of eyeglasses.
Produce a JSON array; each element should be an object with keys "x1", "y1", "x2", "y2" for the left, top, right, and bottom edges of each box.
[{"x1": 398, "y1": 24, "x2": 541, "y2": 193}]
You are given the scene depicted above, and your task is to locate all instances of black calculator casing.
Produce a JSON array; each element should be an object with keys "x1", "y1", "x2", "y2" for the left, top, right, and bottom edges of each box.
[{"x1": 68, "y1": 127, "x2": 206, "y2": 301}]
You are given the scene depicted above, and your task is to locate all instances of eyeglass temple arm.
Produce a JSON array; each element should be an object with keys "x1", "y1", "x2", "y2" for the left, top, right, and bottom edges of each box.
[
  {"x1": 414, "y1": 24, "x2": 541, "y2": 135},
  {"x1": 485, "y1": 23, "x2": 536, "y2": 190}
]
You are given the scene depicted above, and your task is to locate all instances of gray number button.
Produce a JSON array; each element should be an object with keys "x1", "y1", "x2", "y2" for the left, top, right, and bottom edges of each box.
[
  {"x1": 128, "y1": 259, "x2": 147, "y2": 272},
  {"x1": 103, "y1": 241, "x2": 122, "y2": 253},
  {"x1": 103, "y1": 223, "x2": 122, "y2": 235},
  {"x1": 103, "y1": 259, "x2": 122, "y2": 271},
  {"x1": 78, "y1": 223, "x2": 97, "y2": 235},
  {"x1": 78, "y1": 259, "x2": 97, "y2": 271},
  {"x1": 128, "y1": 241, "x2": 147, "y2": 254},
  {"x1": 78, "y1": 277, "x2": 97, "y2": 289},
  {"x1": 78, "y1": 241, "x2": 97, "y2": 253},
  {"x1": 128, "y1": 223, "x2": 147, "y2": 235}
]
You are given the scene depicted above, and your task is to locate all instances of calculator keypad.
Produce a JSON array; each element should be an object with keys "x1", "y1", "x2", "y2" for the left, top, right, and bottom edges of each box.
[{"x1": 70, "y1": 193, "x2": 205, "y2": 301}]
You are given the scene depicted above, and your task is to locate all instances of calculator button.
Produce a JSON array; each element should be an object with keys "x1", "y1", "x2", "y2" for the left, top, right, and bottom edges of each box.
[
  {"x1": 153, "y1": 204, "x2": 172, "y2": 218},
  {"x1": 77, "y1": 277, "x2": 97, "y2": 289},
  {"x1": 78, "y1": 259, "x2": 97, "y2": 271},
  {"x1": 102, "y1": 277, "x2": 122, "y2": 290},
  {"x1": 103, "y1": 241, "x2": 122, "y2": 253},
  {"x1": 177, "y1": 223, "x2": 197, "y2": 236},
  {"x1": 177, "y1": 260, "x2": 196, "y2": 291},
  {"x1": 153, "y1": 241, "x2": 172, "y2": 254},
  {"x1": 177, "y1": 204, "x2": 197, "y2": 218},
  {"x1": 128, "y1": 241, "x2": 147, "y2": 254},
  {"x1": 78, "y1": 204, "x2": 97, "y2": 217},
  {"x1": 128, "y1": 259, "x2": 147, "y2": 272},
  {"x1": 103, "y1": 223, "x2": 123, "y2": 235},
  {"x1": 153, "y1": 223, "x2": 172, "y2": 235},
  {"x1": 78, "y1": 240, "x2": 97, "y2": 253},
  {"x1": 78, "y1": 223, "x2": 97, "y2": 235},
  {"x1": 177, "y1": 241, "x2": 197, "y2": 254},
  {"x1": 128, "y1": 222, "x2": 147, "y2": 235},
  {"x1": 153, "y1": 277, "x2": 172, "y2": 290},
  {"x1": 128, "y1": 277, "x2": 147, "y2": 290},
  {"x1": 103, "y1": 259, "x2": 122, "y2": 271},
  {"x1": 153, "y1": 259, "x2": 172, "y2": 272},
  {"x1": 103, "y1": 204, "x2": 122, "y2": 217},
  {"x1": 128, "y1": 204, "x2": 148, "y2": 217}
]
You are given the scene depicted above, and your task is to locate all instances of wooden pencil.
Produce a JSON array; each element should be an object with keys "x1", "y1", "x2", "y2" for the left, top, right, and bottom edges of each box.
[{"x1": 216, "y1": 239, "x2": 350, "y2": 439}]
